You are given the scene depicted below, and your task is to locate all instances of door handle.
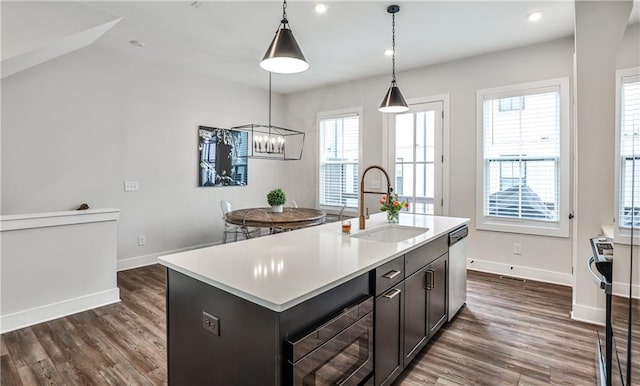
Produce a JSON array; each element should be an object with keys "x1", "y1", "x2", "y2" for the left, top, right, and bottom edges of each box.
[
  {"x1": 427, "y1": 269, "x2": 435, "y2": 290},
  {"x1": 383, "y1": 269, "x2": 401, "y2": 279},
  {"x1": 383, "y1": 288, "x2": 402, "y2": 299}
]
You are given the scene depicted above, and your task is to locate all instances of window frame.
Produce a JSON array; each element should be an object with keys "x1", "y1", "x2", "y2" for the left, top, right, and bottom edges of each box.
[
  {"x1": 475, "y1": 77, "x2": 571, "y2": 237},
  {"x1": 614, "y1": 67, "x2": 640, "y2": 244},
  {"x1": 316, "y1": 107, "x2": 363, "y2": 213}
]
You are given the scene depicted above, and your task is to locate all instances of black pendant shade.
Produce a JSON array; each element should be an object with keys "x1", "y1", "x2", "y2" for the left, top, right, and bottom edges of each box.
[
  {"x1": 379, "y1": 5, "x2": 409, "y2": 113},
  {"x1": 379, "y1": 82, "x2": 409, "y2": 113},
  {"x1": 260, "y1": 27, "x2": 308, "y2": 74},
  {"x1": 260, "y1": 0, "x2": 308, "y2": 74}
]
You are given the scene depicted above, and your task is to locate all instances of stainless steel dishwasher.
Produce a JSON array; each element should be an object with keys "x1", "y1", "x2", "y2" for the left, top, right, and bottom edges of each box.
[{"x1": 448, "y1": 225, "x2": 468, "y2": 321}]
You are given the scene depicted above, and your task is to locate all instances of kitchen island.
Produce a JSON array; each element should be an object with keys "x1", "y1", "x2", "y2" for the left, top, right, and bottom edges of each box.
[{"x1": 159, "y1": 213, "x2": 468, "y2": 385}]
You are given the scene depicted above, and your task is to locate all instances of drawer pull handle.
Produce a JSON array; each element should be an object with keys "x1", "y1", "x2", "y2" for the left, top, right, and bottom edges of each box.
[
  {"x1": 383, "y1": 270, "x2": 401, "y2": 279},
  {"x1": 383, "y1": 288, "x2": 402, "y2": 299}
]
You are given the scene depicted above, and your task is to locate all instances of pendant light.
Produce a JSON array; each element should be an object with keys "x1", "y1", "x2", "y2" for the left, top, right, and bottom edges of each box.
[
  {"x1": 379, "y1": 5, "x2": 409, "y2": 113},
  {"x1": 260, "y1": 0, "x2": 309, "y2": 74}
]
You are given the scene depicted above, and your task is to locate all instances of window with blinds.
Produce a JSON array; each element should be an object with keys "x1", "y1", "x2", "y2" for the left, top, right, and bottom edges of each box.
[
  {"x1": 318, "y1": 113, "x2": 360, "y2": 209},
  {"x1": 477, "y1": 78, "x2": 569, "y2": 237},
  {"x1": 618, "y1": 74, "x2": 640, "y2": 228}
]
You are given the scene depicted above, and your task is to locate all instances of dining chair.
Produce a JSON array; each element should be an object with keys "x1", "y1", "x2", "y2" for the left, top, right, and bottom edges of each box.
[
  {"x1": 287, "y1": 199, "x2": 298, "y2": 208},
  {"x1": 324, "y1": 203, "x2": 348, "y2": 223},
  {"x1": 338, "y1": 203, "x2": 347, "y2": 221},
  {"x1": 220, "y1": 200, "x2": 260, "y2": 243}
]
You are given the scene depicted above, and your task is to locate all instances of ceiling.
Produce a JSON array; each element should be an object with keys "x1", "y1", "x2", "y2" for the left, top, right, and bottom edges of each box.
[{"x1": 91, "y1": 1, "x2": 579, "y2": 94}]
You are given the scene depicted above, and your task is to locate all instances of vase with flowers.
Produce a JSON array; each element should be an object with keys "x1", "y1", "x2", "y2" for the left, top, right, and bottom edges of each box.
[{"x1": 380, "y1": 193, "x2": 409, "y2": 223}]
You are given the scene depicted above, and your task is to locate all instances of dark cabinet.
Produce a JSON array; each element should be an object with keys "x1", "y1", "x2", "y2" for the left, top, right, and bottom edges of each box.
[
  {"x1": 373, "y1": 240, "x2": 450, "y2": 386},
  {"x1": 427, "y1": 253, "x2": 448, "y2": 337},
  {"x1": 403, "y1": 268, "x2": 427, "y2": 364},
  {"x1": 402, "y1": 253, "x2": 449, "y2": 365},
  {"x1": 374, "y1": 283, "x2": 404, "y2": 386}
]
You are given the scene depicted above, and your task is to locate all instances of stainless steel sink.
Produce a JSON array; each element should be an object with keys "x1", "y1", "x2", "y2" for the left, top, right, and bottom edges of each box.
[{"x1": 351, "y1": 225, "x2": 429, "y2": 243}]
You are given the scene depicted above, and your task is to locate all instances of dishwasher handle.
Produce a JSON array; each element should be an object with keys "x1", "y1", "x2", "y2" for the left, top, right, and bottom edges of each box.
[{"x1": 449, "y1": 226, "x2": 468, "y2": 246}]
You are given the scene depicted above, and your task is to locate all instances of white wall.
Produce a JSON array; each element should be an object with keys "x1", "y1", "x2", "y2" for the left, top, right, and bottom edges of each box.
[
  {"x1": 1, "y1": 36, "x2": 298, "y2": 268},
  {"x1": 572, "y1": 0, "x2": 633, "y2": 324},
  {"x1": 285, "y1": 38, "x2": 576, "y2": 285},
  {"x1": 1, "y1": 209, "x2": 120, "y2": 333}
]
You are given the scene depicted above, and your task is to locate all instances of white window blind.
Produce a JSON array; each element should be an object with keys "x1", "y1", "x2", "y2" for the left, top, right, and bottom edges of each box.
[
  {"x1": 482, "y1": 87, "x2": 561, "y2": 222},
  {"x1": 619, "y1": 76, "x2": 640, "y2": 228},
  {"x1": 319, "y1": 114, "x2": 359, "y2": 208}
]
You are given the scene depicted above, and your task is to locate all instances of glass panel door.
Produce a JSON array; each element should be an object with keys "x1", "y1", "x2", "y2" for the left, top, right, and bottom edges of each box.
[{"x1": 389, "y1": 101, "x2": 444, "y2": 215}]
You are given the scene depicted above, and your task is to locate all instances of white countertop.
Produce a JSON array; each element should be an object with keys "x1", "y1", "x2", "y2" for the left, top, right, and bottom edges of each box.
[{"x1": 158, "y1": 213, "x2": 469, "y2": 312}]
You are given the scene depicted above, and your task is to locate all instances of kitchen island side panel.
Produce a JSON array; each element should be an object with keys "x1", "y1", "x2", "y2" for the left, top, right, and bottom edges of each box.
[{"x1": 167, "y1": 269, "x2": 280, "y2": 385}]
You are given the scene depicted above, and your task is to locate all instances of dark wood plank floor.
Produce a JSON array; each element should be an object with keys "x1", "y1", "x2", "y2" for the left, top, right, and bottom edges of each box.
[
  {"x1": 396, "y1": 273, "x2": 602, "y2": 385},
  {"x1": 0, "y1": 266, "x2": 617, "y2": 385},
  {"x1": 1, "y1": 265, "x2": 167, "y2": 385}
]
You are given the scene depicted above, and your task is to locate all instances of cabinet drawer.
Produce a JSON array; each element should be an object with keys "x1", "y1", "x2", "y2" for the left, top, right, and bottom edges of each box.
[
  {"x1": 405, "y1": 235, "x2": 448, "y2": 276},
  {"x1": 373, "y1": 256, "x2": 405, "y2": 296}
]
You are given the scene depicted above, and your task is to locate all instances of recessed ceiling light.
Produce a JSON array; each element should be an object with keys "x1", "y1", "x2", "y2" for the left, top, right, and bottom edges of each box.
[
  {"x1": 527, "y1": 10, "x2": 543, "y2": 22},
  {"x1": 314, "y1": 3, "x2": 328, "y2": 14},
  {"x1": 129, "y1": 40, "x2": 146, "y2": 47},
  {"x1": 384, "y1": 49, "x2": 394, "y2": 57}
]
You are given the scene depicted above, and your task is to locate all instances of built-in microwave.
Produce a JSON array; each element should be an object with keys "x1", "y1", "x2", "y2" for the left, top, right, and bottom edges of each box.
[{"x1": 285, "y1": 296, "x2": 374, "y2": 386}]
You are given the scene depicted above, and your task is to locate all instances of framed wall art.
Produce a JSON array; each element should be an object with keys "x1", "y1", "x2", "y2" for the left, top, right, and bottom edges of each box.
[{"x1": 198, "y1": 126, "x2": 248, "y2": 187}]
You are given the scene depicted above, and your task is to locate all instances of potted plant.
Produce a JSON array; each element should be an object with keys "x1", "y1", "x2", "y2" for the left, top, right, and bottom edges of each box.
[{"x1": 267, "y1": 188, "x2": 287, "y2": 213}]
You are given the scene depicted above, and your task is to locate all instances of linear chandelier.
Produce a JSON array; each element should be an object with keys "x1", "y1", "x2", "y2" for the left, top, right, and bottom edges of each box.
[{"x1": 233, "y1": 73, "x2": 305, "y2": 160}]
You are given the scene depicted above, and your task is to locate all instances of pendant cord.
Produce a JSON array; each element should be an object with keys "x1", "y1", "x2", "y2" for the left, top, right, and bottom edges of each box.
[
  {"x1": 391, "y1": 11, "x2": 396, "y2": 84},
  {"x1": 268, "y1": 72, "x2": 272, "y2": 136},
  {"x1": 628, "y1": 117, "x2": 636, "y2": 384},
  {"x1": 281, "y1": 0, "x2": 288, "y2": 26}
]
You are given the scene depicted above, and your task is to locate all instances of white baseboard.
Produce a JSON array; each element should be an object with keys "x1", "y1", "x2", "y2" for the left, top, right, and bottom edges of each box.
[
  {"x1": 117, "y1": 241, "x2": 221, "y2": 271},
  {"x1": 571, "y1": 303, "x2": 605, "y2": 326},
  {"x1": 612, "y1": 281, "x2": 640, "y2": 299},
  {"x1": 1, "y1": 288, "x2": 120, "y2": 334},
  {"x1": 466, "y1": 258, "x2": 572, "y2": 287}
]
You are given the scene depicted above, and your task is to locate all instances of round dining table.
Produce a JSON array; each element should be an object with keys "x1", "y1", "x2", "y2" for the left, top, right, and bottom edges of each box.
[{"x1": 225, "y1": 207, "x2": 326, "y2": 231}]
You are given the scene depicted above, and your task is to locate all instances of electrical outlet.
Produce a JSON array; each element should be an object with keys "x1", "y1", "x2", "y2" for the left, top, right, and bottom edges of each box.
[
  {"x1": 203, "y1": 311, "x2": 220, "y2": 336},
  {"x1": 513, "y1": 243, "x2": 522, "y2": 255},
  {"x1": 370, "y1": 180, "x2": 381, "y2": 189},
  {"x1": 124, "y1": 181, "x2": 139, "y2": 192},
  {"x1": 138, "y1": 235, "x2": 146, "y2": 246}
]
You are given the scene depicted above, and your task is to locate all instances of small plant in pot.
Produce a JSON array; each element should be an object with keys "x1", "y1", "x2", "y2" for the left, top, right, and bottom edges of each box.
[{"x1": 267, "y1": 188, "x2": 287, "y2": 213}]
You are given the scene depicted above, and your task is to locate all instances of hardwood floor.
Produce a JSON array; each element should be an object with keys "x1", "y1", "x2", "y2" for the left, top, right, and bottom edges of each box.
[
  {"x1": 1, "y1": 265, "x2": 167, "y2": 385},
  {"x1": 396, "y1": 273, "x2": 601, "y2": 385},
  {"x1": 0, "y1": 266, "x2": 613, "y2": 385}
]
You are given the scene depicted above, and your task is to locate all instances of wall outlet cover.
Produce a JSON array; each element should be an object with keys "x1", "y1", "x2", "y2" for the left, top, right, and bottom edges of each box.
[
  {"x1": 513, "y1": 243, "x2": 522, "y2": 255},
  {"x1": 124, "y1": 181, "x2": 139, "y2": 192},
  {"x1": 202, "y1": 311, "x2": 220, "y2": 336}
]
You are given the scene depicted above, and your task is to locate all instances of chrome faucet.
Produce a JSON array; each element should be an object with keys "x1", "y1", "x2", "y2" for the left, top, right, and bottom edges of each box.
[{"x1": 359, "y1": 165, "x2": 393, "y2": 229}]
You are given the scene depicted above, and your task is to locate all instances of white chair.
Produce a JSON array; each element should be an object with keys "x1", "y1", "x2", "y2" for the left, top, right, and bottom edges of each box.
[
  {"x1": 220, "y1": 201, "x2": 260, "y2": 243},
  {"x1": 325, "y1": 204, "x2": 348, "y2": 223},
  {"x1": 338, "y1": 203, "x2": 347, "y2": 221}
]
